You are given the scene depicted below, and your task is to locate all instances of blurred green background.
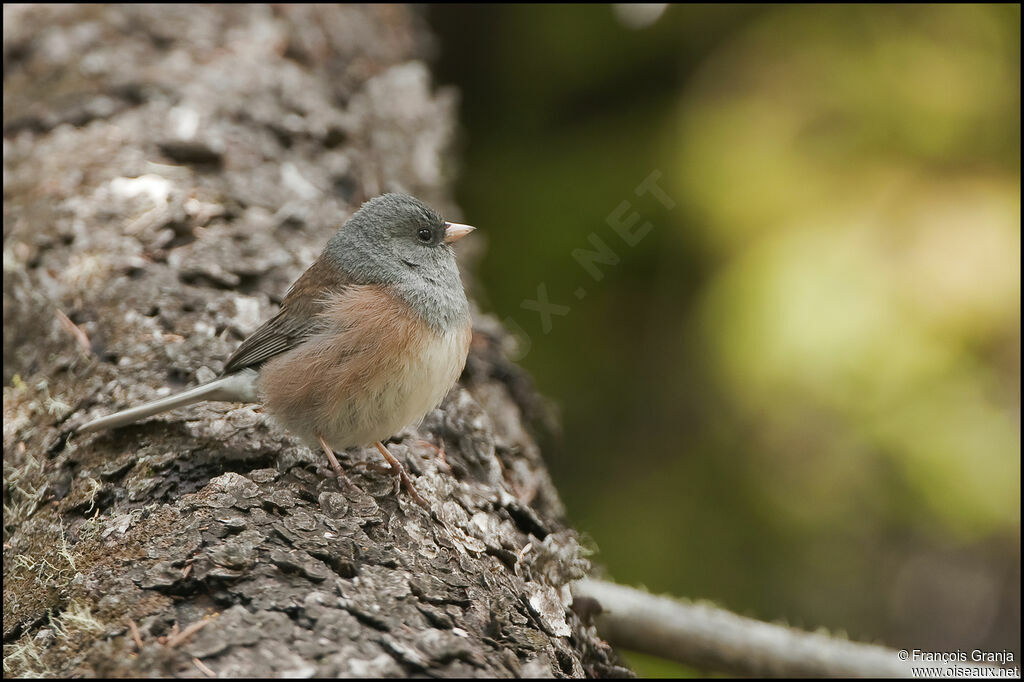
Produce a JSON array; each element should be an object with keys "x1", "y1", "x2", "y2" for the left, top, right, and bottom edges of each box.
[{"x1": 429, "y1": 4, "x2": 1020, "y2": 676}]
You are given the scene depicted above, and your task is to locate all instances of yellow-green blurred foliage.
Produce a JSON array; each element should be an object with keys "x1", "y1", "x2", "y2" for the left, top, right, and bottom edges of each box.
[{"x1": 431, "y1": 4, "x2": 1019, "y2": 676}]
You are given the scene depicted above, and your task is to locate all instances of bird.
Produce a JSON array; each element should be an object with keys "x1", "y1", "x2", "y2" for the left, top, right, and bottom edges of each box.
[{"x1": 77, "y1": 193, "x2": 476, "y2": 506}]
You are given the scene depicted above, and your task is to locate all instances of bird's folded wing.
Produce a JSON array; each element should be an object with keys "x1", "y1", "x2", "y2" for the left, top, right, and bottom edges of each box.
[
  {"x1": 221, "y1": 311, "x2": 325, "y2": 374},
  {"x1": 221, "y1": 257, "x2": 350, "y2": 375}
]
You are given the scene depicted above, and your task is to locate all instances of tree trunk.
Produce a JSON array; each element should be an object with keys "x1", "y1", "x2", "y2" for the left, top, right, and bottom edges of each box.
[{"x1": 2, "y1": 5, "x2": 629, "y2": 677}]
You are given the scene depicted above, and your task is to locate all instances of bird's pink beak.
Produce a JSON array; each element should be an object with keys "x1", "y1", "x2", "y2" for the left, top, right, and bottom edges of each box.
[{"x1": 443, "y1": 222, "x2": 476, "y2": 244}]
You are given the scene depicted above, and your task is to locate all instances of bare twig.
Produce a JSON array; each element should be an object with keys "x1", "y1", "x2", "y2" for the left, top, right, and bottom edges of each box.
[
  {"x1": 127, "y1": 618, "x2": 144, "y2": 650},
  {"x1": 165, "y1": 618, "x2": 209, "y2": 649},
  {"x1": 572, "y1": 578, "x2": 1003, "y2": 678},
  {"x1": 192, "y1": 657, "x2": 216, "y2": 677},
  {"x1": 55, "y1": 309, "x2": 92, "y2": 354}
]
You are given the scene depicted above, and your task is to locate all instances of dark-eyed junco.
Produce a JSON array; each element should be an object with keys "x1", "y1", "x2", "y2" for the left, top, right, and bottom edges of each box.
[{"x1": 78, "y1": 193, "x2": 476, "y2": 506}]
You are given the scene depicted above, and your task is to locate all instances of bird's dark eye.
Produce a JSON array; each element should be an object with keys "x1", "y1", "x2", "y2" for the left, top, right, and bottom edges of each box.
[{"x1": 417, "y1": 228, "x2": 432, "y2": 243}]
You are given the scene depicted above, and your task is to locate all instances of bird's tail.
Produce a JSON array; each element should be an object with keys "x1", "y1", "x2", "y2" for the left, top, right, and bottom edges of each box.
[{"x1": 77, "y1": 369, "x2": 259, "y2": 434}]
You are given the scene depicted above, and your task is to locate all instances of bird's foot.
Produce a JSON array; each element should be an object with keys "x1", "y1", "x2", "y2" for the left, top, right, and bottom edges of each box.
[
  {"x1": 375, "y1": 441, "x2": 429, "y2": 510},
  {"x1": 416, "y1": 439, "x2": 451, "y2": 473}
]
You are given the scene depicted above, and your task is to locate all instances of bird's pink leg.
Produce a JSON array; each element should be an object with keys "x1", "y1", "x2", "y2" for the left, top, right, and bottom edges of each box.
[
  {"x1": 318, "y1": 434, "x2": 349, "y2": 486},
  {"x1": 375, "y1": 441, "x2": 428, "y2": 509}
]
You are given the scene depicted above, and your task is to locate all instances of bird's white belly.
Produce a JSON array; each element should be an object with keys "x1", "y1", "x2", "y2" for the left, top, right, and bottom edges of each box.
[{"x1": 319, "y1": 325, "x2": 468, "y2": 450}]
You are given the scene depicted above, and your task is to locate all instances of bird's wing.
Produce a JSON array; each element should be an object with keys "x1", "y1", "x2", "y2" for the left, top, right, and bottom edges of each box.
[
  {"x1": 221, "y1": 257, "x2": 350, "y2": 375},
  {"x1": 220, "y1": 310, "x2": 323, "y2": 374}
]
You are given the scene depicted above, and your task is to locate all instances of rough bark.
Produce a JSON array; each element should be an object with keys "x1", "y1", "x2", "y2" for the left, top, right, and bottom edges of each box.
[{"x1": 2, "y1": 5, "x2": 628, "y2": 677}]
